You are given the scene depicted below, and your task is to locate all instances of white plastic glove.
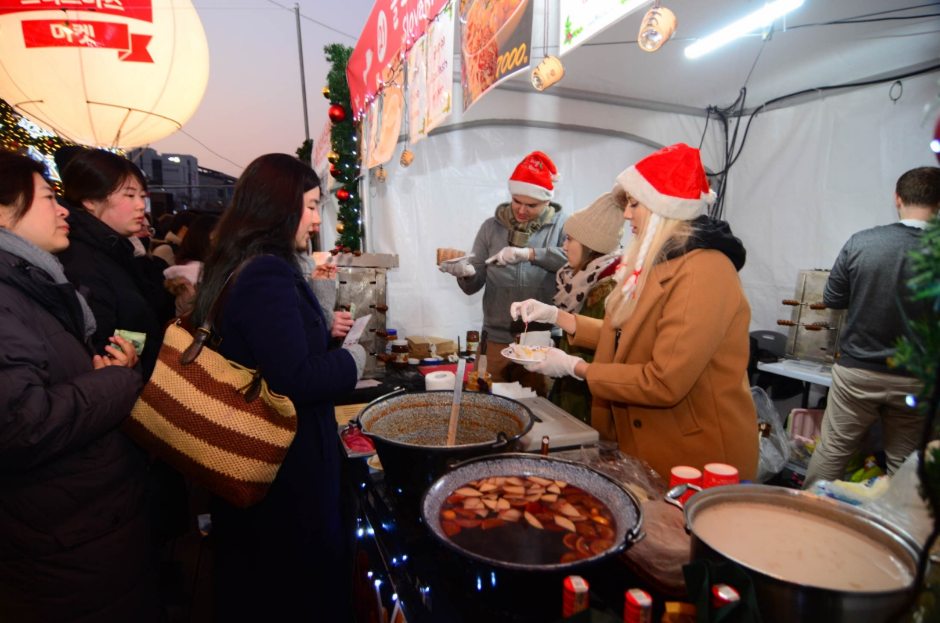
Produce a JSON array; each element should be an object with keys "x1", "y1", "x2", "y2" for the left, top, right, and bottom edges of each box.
[
  {"x1": 486, "y1": 247, "x2": 532, "y2": 266},
  {"x1": 510, "y1": 299, "x2": 559, "y2": 325},
  {"x1": 522, "y1": 347, "x2": 584, "y2": 380},
  {"x1": 439, "y1": 261, "x2": 476, "y2": 278}
]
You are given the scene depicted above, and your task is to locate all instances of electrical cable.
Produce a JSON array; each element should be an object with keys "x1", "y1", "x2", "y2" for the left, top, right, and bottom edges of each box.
[
  {"x1": 176, "y1": 129, "x2": 245, "y2": 170},
  {"x1": 263, "y1": 0, "x2": 357, "y2": 40}
]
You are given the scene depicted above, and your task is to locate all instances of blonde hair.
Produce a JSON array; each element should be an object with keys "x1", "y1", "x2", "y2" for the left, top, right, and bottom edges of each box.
[{"x1": 606, "y1": 216, "x2": 692, "y2": 327}]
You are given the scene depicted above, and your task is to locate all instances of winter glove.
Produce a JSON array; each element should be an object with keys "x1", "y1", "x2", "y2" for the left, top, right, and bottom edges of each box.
[
  {"x1": 486, "y1": 247, "x2": 532, "y2": 266},
  {"x1": 439, "y1": 261, "x2": 476, "y2": 278},
  {"x1": 510, "y1": 299, "x2": 559, "y2": 325},
  {"x1": 522, "y1": 347, "x2": 585, "y2": 380}
]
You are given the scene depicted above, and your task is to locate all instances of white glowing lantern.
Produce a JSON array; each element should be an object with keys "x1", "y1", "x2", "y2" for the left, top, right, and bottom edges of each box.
[{"x1": 0, "y1": 0, "x2": 209, "y2": 148}]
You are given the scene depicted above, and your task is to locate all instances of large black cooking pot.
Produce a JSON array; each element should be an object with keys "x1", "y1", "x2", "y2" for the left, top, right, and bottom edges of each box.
[
  {"x1": 667, "y1": 484, "x2": 920, "y2": 623},
  {"x1": 356, "y1": 390, "x2": 534, "y2": 498}
]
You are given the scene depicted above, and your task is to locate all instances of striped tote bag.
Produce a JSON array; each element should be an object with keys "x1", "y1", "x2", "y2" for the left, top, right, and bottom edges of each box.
[{"x1": 124, "y1": 260, "x2": 296, "y2": 508}]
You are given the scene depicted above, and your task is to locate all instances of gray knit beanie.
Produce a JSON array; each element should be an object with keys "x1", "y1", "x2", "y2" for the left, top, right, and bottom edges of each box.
[{"x1": 563, "y1": 193, "x2": 625, "y2": 254}]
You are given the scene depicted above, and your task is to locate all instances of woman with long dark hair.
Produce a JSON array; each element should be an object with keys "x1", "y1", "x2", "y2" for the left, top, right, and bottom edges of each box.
[
  {"x1": 193, "y1": 154, "x2": 365, "y2": 622},
  {"x1": 163, "y1": 214, "x2": 218, "y2": 316},
  {"x1": 0, "y1": 151, "x2": 160, "y2": 621},
  {"x1": 58, "y1": 149, "x2": 174, "y2": 379}
]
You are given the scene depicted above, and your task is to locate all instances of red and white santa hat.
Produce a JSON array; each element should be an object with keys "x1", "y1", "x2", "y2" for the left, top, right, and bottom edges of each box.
[
  {"x1": 616, "y1": 143, "x2": 715, "y2": 220},
  {"x1": 507, "y1": 151, "x2": 560, "y2": 201}
]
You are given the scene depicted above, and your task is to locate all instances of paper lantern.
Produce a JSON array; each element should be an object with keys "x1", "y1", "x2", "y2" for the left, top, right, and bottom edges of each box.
[{"x1": 0, "y1": 0, "x2": 209, "y2": 148}]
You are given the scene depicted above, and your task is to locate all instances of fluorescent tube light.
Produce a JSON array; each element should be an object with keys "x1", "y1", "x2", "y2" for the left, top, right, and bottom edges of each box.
[{"x1": 685, "y1": 0, "x2": 804, "y2": 59}]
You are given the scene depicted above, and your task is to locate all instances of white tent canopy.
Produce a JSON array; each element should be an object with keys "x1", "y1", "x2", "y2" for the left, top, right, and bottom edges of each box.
[{"x1": 325, "y1": 0, "x2": 940, "y2": 343}]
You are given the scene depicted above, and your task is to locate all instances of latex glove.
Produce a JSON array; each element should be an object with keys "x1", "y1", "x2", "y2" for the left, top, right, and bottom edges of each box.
[
  {"x1": 332, "y1": 311, "x2": 354, "y2": 339},
  {"x1": 486, "y1": 247, "x2": 532, "y2": 266},
  {"x1": 522, "y1": 347, "x2": 584, "y2": 380},
  {"x1": 439, "y1": 261, "x2": 476, "y2": 278},
  {"x1": 510, "y1": 299, "x2": 559, "y2": 325}
]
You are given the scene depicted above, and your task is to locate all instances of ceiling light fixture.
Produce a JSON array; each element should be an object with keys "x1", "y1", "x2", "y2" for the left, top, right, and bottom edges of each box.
[
  {"x1": 638, "y1": 2, "x2": 676, "y2": 53},
  {"x1": 684, "y1": 0, "x2": 804, "y2": 59}
]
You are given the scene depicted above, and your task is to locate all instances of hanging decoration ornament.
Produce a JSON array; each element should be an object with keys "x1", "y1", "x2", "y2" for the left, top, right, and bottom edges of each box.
[
  {"x1": 532, "y1": 56, "x2": 564, "y2": 92},
  {"x1": 328, "y1": 150, "x2": 341, "y2": 164},
  {"x1": 336, "y1": 188, "x2": 351, "y2": 201},
  {"x1": 329, "y1": 104, "x2": 347, "y2": 123},
  {"x1": 322, "y1": 86, "x2": 331, "y2": 99},
  {"x1": 376, "y1": 166, "x2": 388, "y2": 183},
  {"x1": 400, "y1": 149, "x2": 414, "y2": 168},
  {"x1": 932, "y1": 115, "x2": 940, "y2": 165},
  {"x1": 336, "y1": 222, "x2": 345, "y2": 233},
  {"x1": 330, "y1": 163, "x2": 342, "y2": 179}
]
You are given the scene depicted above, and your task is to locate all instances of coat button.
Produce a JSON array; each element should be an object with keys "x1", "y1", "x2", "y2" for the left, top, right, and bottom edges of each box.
[{"x1": 633, "y1": 419, "x2": 642, "y2": 429}]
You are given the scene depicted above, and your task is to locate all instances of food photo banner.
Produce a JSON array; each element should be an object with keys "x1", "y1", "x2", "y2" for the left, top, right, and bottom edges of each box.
[
  {"x1": 347, "y1": 0, "x2": 450, "y2": 118},
  {"x1": 558, "y1": 0, "x2": 651, "y2": 56},
  {"x1": 425, "y1": 1, "x2": 453, "y2": 134},
  {"x1": 460, "y1": 0, "x2": 533, "y2": 112},
  {"x1": 407, "y1": 34, "x2": 427, "y2": 144}
]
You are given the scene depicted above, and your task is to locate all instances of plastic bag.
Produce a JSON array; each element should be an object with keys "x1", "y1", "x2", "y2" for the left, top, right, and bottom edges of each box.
[
  {"x1": 865, "y1": 452, "x2": 931, "y2": 546},
  {"x1": 752, "y1": 387, "x2": 789, "y2": 482},
  {"x1": 552, "y1": 441, "x2": 667, "y2": 503}
]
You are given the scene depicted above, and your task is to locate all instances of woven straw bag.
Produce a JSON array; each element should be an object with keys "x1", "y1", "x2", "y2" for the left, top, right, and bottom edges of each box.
[{"x1": 124, "y1": 260, "x2": 297, "y2": 508}]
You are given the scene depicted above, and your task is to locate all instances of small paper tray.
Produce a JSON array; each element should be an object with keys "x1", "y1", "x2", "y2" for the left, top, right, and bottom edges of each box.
[{"x1": 335, "y1": 403, "x2": 376, "y2": 458}]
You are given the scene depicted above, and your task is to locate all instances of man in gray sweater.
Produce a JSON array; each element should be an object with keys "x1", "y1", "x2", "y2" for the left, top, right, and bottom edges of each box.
[{"x1": 805, "y1": 166, "x2": 940, "y2": 487}]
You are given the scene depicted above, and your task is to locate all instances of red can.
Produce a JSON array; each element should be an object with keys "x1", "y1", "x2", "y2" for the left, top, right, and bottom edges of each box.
[
  {"x1": 711, "y1": 583, "x2": 740, "y2": 609},
  {"x1": 562, "y1": 575, "x2": 590, "y2": 617},
  {"x1": 624, "y1": 588, "x2": 652, "y2": 623}
]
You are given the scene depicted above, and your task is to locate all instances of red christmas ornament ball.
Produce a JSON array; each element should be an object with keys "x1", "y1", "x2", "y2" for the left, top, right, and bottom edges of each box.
[
  {"x1": 329, "y1": 164, "x2": 342, "y2": 179},
  {"x1": 336, "y1": 189, "x2": 351, "y2": 201},
  {"x1": 328, "y1": 105, "x2": 347, "y2": 123}
]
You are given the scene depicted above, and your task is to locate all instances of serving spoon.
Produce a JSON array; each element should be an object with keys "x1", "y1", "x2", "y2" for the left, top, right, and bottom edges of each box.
[{"x1": 446, "y1": 358, "x2": 467, "y2": 446}]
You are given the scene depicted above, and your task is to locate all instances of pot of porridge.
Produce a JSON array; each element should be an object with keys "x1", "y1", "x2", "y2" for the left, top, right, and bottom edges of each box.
[{"x1": 677, "y1": 485, "x2": 919, "y2": 623}]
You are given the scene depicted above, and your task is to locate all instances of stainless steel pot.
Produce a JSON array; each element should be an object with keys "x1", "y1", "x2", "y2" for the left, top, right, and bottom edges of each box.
[
  {"x1": 423, "y1": 454, "x2": 645, "y2": 572},
  {"x1": 356, "y1": 390, "x2": 534, "y2": 497},
  {"x1": 667, "y1": 484, "x2": 920, "y2": 623}
]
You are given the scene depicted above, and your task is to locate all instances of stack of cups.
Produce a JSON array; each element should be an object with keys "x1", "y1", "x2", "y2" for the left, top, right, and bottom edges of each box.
[
  {"x1": 703, "y1": 463, "x2": 740, "y2": 488},
  {"x1": 669, "y1": 466, "x2": 702, "y2": 505}
]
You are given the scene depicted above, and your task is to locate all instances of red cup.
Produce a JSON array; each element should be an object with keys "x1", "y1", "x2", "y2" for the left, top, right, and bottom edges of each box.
[
  {"x1": 669, "y1": 466, "x2": 702, "y2": 504},
  {"x1": 703, "y1": 463, "x2": 739, "y2": 488}
]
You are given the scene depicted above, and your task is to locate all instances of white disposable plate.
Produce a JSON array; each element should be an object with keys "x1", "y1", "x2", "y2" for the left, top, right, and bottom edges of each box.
[{"x1": 500, "y1": 345, "x2": 549, "y2": 365}]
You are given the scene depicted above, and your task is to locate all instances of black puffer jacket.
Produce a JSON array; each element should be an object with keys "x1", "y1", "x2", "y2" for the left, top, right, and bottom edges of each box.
[
  {"x1": 0, "y1": 248, "x2": 161, "y2": 622},
  {"x1": 57, "y1": 207, "x2": 174, "y2": 379}
]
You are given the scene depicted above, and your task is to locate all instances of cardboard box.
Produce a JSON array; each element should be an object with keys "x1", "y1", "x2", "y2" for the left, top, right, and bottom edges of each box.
[{"x1": 406, "y1": 336, "x2": 457, "y2": 359}]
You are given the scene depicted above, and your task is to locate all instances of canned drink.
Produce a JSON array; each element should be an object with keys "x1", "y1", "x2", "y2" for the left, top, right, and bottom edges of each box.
[
  {"x1": 624, "y1": 588, "x2": 652, "y2": 623},
  {"x1": 711, "y1": 584, "x2": 740, "y2": 609},
  {"x1": 562, "y1": 575, "x2": 589, "y2": 617}
]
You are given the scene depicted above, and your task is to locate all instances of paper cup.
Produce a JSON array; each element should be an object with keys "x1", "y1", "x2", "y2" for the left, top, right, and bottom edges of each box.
[
  {"x1": 669, "y1": 466, "x2": 702, "y2": 504},
  {"x1": 703, "y1": 463, "x2": 739, "y2": 488}
]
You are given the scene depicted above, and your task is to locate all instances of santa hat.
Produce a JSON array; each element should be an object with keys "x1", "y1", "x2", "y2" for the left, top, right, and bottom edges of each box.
[
  {"x1": 616, "y1": 143, "x2": 715, "y2": 220},
  {"x1": 508, "y1": 151, "x2": 559, "y2": 201}
]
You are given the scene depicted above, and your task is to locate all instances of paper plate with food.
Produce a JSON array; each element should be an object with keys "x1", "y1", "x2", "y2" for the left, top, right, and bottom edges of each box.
[{"x1": 501, "y1": 343, "x2": 550, "y2": 364}]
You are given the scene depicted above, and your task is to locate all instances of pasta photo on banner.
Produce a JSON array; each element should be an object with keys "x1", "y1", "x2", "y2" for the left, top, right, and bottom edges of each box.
[
  {"x1": 407, "y1": 34, "x2": 428, "y2": 145},
  {"x1": 558, "y1": 0, "x2": 652, "y2": 56},
  {"x1": 461, "y1": 0, "x2": 533, "y2": 112},
  {"x1": 426, "y1": 1, "x2": 454, "y2": 133}
]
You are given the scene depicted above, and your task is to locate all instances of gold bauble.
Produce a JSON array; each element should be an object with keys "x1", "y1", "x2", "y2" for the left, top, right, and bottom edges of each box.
[
  {"x1": 328, "y1": 150, "x2": 340, "y2": 164},
  {"x1": 322, "y1": 86, "x2": 331, "y2": 99},
  {"x1": 336, "y1": 222, "x2": 345, "y2": 233}
]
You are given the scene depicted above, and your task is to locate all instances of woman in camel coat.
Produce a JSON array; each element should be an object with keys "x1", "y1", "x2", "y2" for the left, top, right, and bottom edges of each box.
[{"x1": 512, "y1": 144, "x2": 758, "y2": 481}]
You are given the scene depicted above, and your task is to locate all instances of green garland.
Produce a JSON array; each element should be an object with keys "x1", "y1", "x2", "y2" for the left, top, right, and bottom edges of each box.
[
  {"x1": 0, "y1": 96, "x2": 74, "y2": 191},
  {"x1": 324, "y1": 43, "x2": 362, "y2": 252}
]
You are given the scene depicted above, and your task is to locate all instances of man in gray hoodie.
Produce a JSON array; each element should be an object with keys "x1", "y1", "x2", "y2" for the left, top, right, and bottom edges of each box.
[
  {"x1": 440, "y1": 151, "x2": 567, "y2": 391},
  {"x1": 805, "y1": 166, "x2": 940, "y2": 487}
]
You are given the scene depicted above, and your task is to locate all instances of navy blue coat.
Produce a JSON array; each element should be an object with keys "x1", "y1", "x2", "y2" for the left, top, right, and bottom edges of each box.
[{"x1": 210, "y1": 256, "x2": 358, "y2": 622}]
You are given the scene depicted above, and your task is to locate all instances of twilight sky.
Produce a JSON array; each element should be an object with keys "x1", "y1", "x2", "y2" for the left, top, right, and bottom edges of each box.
[{"x1": 151, "y1": 0, "x2": 375, "y2": 177}]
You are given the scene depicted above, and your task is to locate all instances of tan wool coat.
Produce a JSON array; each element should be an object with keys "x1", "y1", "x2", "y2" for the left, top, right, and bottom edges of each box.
[{"x1": 570, "y1": 248, "x2": 759, "y2": 482}]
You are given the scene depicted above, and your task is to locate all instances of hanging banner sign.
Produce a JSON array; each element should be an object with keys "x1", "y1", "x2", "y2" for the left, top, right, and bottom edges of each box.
[
  {"x1": 460, "y1": 0, "x2": 533, "y2": 112},
  {"x1": 366, "y1": 86, "x2": 403, "y2": 169},
  {"x1": 557, "y1": 0, "x2": 651, "y2": 56},
  {"x1": 347, "y1": 0, "x2": 450, "y2": 120},
  {"x1": 425, "y1": 1, "x2": 453, "y2": 134},
  {"x1": 407, "y1": 34, "x2": 427, "y2": 144},
  {"x1": 0, "y1": 0, "x2": 153, "y2": 24},
  {"x1": 22, "y1": 20, "x2": 152, "y2": 61},
  {"x1": 312, "y1": 120, "x2": 333, "y2": 178}
]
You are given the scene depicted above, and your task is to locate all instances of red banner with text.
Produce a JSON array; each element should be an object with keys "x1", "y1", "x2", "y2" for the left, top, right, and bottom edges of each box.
[
  {"x1": 22, "y1": 19, "x2": 153, "y2": 61},
  {"x1": 0, "y1": 0, "x2": 153, "y2": 23},
  {"x1": 347, "y1": 0, "x2": 449, "y2": 119}
]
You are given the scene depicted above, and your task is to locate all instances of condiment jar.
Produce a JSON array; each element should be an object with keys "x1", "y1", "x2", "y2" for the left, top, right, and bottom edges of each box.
[
  {"x1": 466, "y1": 330, "x2": 480, "y2": 354},
  {"x1": 385, "y1": 328, "x2": 398, "y2": 354},
  {"x1": 391, "y1": 340, "x2": 409, "y2": 368}
]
